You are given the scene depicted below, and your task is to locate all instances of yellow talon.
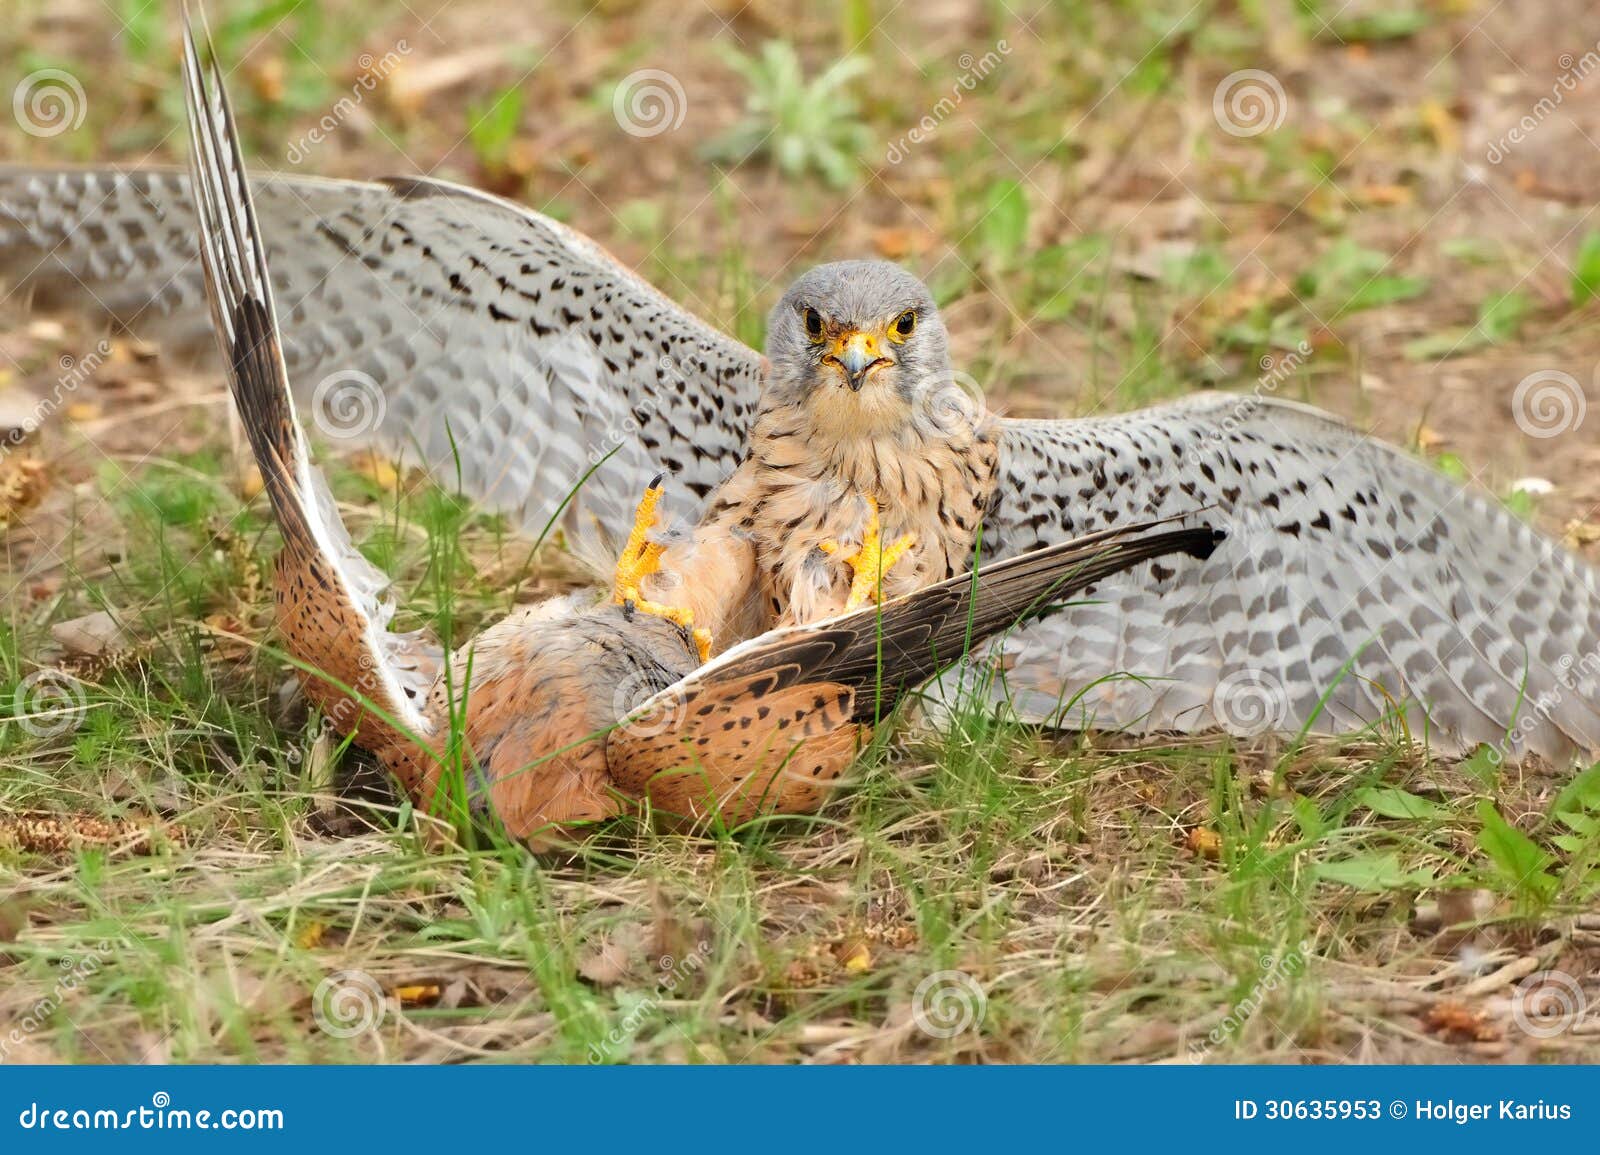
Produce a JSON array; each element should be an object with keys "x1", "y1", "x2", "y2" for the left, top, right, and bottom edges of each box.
[
  {"x1": 612, "y1": 476, "x2": 714, "y2": 663},
  {"x1": 821, "y1": 496, "x2": 917, "y2": 612},
  {"x1": 612, "y1": 476, "x2": 667, "y2": 606}
]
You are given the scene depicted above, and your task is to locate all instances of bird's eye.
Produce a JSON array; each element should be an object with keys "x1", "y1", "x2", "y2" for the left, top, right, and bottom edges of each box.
[
  {"x1": 890, "y1": 309, "x2": 917, "y2": 342},
  {"x1": 803, "y1": 307, "x2": 824, "y2": 342}
]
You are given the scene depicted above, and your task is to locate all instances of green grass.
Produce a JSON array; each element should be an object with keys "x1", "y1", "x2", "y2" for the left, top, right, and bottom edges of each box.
[{"x1": 4, "y1": 0, "x2": 1600, "y2": 1065}]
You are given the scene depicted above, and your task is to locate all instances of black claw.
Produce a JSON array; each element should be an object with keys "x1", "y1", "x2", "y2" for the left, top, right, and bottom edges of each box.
[
  {"x1": 622, "y1": 599, "x2": 636, "y2": 622},
  {"x1": 648, "y1": 472, "x2": 664, "y2": 491}
]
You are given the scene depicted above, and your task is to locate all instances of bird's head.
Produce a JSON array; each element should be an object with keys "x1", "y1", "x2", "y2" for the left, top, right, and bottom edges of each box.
[{"x1": 764, "y1": 260, "x2": 950, "y2": 435}]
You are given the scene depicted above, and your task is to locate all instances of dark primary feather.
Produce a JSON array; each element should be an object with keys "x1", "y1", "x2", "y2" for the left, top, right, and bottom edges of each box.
[
  {"x1": 661, "y1": 521, "x2": 1219, "y2": 723},
  {"x1": 178, "y1": 15, "x2": 436, "y2": 739}
]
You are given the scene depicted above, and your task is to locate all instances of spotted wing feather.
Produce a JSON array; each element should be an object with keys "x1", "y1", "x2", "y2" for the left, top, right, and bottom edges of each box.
[
  {"x1": 0, "y1": 165, "x2": 765, "y2": 572},
  {"x1": 988, "y1": 394, "x2": 1600, "y2": 760}
]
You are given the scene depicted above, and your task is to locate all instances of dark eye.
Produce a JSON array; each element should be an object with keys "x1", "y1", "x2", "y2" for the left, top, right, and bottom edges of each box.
[
  {"x1": 892, "y1": 309, "x2": 917, "y2": 340},
  {"x1": 803, "y1": 307, "x2": 824, "y2": 341}
]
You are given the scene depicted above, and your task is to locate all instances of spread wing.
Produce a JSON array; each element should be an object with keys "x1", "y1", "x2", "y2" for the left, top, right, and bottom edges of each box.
[
  {"x1": 0, "y1": 164, "x2": 766, "y2": 571},
  {"x1": 987, "y1": 393, "x2": 1600, "y2": 761}
]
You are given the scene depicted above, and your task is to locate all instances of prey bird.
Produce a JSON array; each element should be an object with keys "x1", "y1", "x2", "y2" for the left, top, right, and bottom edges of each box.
[
  {"x1": 7, "y1": 50, "x2": 1600, "y2": 763},
  {"x1": 175, "y1": 15, "x2": 1217, "y2": 844}
]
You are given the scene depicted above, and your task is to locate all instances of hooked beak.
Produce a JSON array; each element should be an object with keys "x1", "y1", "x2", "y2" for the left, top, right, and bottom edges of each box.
[{"x1": 823, "y1": 329, "x2": 891, "y2": 392}]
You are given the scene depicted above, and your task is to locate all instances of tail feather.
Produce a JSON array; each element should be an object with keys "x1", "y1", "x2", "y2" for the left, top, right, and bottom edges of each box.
[{"x1": 180, "y1": 9, "x2": 436, "y2": 757}]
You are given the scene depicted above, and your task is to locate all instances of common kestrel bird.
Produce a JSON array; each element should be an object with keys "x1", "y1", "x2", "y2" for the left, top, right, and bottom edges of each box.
[
  {"x1": 6, "y1": 35, "x2": 1600, "y2": 764},
  {"x1": 175, "y1": 19, "x2": 1217, "y2": 843}
]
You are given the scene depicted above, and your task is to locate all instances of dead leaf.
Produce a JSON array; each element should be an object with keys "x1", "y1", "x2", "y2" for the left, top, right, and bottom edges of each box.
[
  {"x1": 1423, "y1": 999, "x2": 1500, "y2": 1043},
  {"x1": 0, "y1": 457, "x2": 48, "y2": 529},
  {"x1": 202, "y1": 613, "x2": 254, "y2": 660},
  {"x1": 1185, "y1": 827, "x2": 1223, "y2": 860},
  {"x1": 394, "y1": 982, "x2": 442, "y2": 1007},
  {"x1": 294, "y1": 921, "x2": 327, "y2": 950},
  {"x1": 247, "y1": 57, "x2": 286, "y2": 105},
  {"x1": 51, "y1": 611, "x2": 126, "y2": 658},
  {"x1": 1562, "y1": 520, "x2": 1600, "y2": 550},
  {"x1": 0, "y1": 391, "x2": 42, "y2": 443},
  {"x1": 350, "y1": 451, "x2": 399, "y2": 490},
  {"x1": 1419, "y1": 100, "x2": 1459, "y2": 153},
  {"x1": 64, "y1": 401, "x2": 101, "y2": 423},
  {"x1": 1356, "y1": 183, "x2": 1414, "y2": 208},
  {"x1": 1415, "y1": 425, "x2": 1446, "y2": 451},
  {"x1": 871, "y1": 227, "x2": 936, "y2": 260},
  {"x1": 833, "y1": 936, "x2": 873, "y2": 973},
  {"x1": 0, "y1": 897, "x2": 29, "y2": 944},
  {"x1": 576, "y1": 938, "x2": 633, "y2": 988}
]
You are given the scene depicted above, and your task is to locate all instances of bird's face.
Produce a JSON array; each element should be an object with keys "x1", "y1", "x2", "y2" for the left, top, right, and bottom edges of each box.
[{"x1": 765, "y1": 261, "x2": 950, "y2": 431}]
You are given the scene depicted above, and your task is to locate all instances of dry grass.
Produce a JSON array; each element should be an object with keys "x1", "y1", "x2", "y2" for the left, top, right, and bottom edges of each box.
[{"x1": 3, "y1": 0, "x2": 1600, "y2": 1063}]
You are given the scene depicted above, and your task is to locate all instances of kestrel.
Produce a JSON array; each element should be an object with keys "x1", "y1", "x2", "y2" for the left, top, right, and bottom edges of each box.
[
  {"x1": 7, "y1": 40, "x2": 1600, "y2": 763},
  {"x1": 176, "y1": 18, "x2": 1218, "y2": 844},
  {"x1": 647, "y1": 261, "x2": 999, "y2": 632}
]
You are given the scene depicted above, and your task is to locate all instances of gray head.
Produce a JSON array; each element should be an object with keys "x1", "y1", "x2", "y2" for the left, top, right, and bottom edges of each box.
[{"x1": 764, "y1": 261, "x2": 950, "y2": 416}]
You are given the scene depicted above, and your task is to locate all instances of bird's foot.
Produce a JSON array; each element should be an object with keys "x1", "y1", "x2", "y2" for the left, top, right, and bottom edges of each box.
[
  {"x1": 821, "y1": 496, "x2": 917, "y2": 612},
  {"x1": 613, "y1": 476, "x2": 712, "y2": 662}
]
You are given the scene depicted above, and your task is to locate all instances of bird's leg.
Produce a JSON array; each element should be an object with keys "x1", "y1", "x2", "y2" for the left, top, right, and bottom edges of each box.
[
  {"x1": 612, "y1": 476, "x2": 712, "y2": 662},
  {"x1": 820, "y1": 496, "x2": 917, "y2": 612}
]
